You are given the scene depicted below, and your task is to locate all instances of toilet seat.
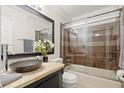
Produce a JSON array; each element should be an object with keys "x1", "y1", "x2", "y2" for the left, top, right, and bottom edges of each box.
[{"x1": 63, "y1": 72, "x2": 77, "y2": 83}]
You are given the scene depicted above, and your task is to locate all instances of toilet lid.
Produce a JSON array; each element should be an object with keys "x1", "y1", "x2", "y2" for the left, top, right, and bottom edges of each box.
[{"x1": 63, "y1": 72, "x2": 77, "y2": 83}]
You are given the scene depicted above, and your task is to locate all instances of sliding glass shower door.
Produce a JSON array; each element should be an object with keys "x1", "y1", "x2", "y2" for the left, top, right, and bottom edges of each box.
[{"x1": 62, "y1": 18, "x2": 120, "y2": 70}]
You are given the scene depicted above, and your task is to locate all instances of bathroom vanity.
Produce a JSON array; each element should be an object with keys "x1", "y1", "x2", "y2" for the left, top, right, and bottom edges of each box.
[{"x1": 3, "y1": 63, "x2": 64, "y2": 88}]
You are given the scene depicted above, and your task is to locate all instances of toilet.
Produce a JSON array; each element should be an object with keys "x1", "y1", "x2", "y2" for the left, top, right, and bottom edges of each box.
[
  {"x1": 63, "y1": 72, "x2": 77, "y2": 88},
  {"x1": 52, "y1": 58, "x2": 77, "y2": 88}
]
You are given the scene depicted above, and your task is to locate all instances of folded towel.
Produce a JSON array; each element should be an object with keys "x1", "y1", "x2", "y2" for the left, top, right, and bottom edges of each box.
[{"x1": 0, "y1": 73, "x2": 22, "y2": 87}]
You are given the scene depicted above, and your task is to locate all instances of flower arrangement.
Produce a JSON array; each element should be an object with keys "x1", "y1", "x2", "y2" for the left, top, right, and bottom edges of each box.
[{"x1": 33, "y1": 39, "x2": 54, "y2": 57}]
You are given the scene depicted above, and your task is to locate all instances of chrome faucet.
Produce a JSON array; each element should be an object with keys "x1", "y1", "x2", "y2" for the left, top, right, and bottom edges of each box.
[
  {"x1": 1, "y1": 44, "x2": 8, "y2": 71},
  {"x1": 1, "y1": 44, "x2": 16, "y2": 72}
]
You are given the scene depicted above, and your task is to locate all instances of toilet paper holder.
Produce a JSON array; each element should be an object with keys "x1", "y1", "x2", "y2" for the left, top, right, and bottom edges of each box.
[{"x1": 116, "y1": 70, "x2": 124, "y2": 81}]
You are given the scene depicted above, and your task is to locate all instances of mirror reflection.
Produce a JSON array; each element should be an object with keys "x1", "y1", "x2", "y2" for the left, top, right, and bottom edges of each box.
[{"x1": 1, "y1": 5, "x2": 54, "y2": 55}]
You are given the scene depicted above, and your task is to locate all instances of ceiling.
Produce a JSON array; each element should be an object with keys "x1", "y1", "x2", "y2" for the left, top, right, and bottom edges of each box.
[{"x1": 55, "y1": 5, "x2": 111, "y2": 19}]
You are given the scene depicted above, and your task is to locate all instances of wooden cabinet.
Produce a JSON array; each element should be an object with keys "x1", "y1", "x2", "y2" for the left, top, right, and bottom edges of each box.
[{"x1": 24, "y1": 69, "x2": 63, "y2": 88}]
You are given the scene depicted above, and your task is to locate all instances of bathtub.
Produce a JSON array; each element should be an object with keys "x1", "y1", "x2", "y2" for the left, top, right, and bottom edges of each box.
[{"x1": 65, "y1": 64, "x2": 122, "y2": 88}]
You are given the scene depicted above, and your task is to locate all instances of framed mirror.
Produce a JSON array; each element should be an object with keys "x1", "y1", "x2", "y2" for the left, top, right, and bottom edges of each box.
[{"x1": 0, "y1": 5, "x2": 54, "y2": 58}]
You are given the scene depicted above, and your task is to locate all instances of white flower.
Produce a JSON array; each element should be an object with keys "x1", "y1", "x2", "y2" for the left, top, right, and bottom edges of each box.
[
  {"x1": 44, "y1": 39, "x2": 47, "y2": 43},
  {"x1": 33, "y1": 39, "x2": 54, "y2": 55}
]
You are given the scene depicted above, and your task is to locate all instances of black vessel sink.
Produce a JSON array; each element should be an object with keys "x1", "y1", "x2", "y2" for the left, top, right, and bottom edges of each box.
[{"x1": 9, "y1": 60, "x2": 42, "y2": 73}]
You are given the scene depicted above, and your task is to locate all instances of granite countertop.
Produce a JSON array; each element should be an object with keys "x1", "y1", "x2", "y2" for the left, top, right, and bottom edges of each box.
[{"x1": 3, "y1": 62, "x2": 64, "y2": 88}]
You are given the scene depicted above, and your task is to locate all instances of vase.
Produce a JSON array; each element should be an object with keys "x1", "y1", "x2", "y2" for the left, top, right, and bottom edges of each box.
[{"x1": 43, "y1": 56, "x2": 48, "y2": 62}]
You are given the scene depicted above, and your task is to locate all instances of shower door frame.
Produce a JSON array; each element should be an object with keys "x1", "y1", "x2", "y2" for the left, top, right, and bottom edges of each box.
[{"x1": 60, "y1": 9, "x2": 120, "y2": 70}]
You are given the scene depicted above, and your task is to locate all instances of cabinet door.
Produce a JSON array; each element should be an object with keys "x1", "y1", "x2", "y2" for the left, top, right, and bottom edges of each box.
[{"x1": 38, "y1": 74, "x2": 60, "y2": 88}]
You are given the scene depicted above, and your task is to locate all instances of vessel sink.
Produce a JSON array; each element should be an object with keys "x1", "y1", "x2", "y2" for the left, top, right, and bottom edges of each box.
[{"x1": 9, "y1": 60, "x2": 42, "y2": 73}]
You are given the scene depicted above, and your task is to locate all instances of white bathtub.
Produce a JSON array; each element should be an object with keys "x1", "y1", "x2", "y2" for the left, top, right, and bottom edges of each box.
[{"x1": 65, "y1": 64, "x2": 122, "y2": 88}]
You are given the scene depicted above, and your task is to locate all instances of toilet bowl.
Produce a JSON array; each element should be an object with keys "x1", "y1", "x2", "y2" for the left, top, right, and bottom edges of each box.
[
  {"x1": 63, "y1": 72, "x2": 77, "y2": 88},
  {"x1": 53, "y1": 58, "x2": 77, "y2": 87}
]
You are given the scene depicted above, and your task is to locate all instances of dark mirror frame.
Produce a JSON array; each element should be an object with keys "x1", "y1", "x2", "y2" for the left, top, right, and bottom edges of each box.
[{"x1": 4, "y1": 5, "x2": 55, "y2": 59}]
